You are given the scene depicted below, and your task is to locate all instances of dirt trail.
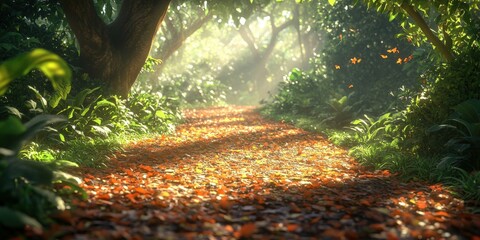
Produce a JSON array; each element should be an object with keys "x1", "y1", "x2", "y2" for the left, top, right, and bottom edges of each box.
[{"x1": 51, "y1": 106, "x2": 478, "y2": 239}]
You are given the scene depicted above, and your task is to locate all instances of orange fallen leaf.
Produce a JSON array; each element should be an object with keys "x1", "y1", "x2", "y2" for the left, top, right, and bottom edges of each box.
[
  {"x1": 286, "y1": 224, "x2": 299, "y2": 232},
  {"x1": 139, "y1": 165, "x2": 153, "y2": 172},
  {"x1": 225, "y1": 225, "x2": 234, "y2": 233},
  {"x1": 134, "y1": 187, "x2": 150, "y2": 195},
  {"x1": 416, "y1": 200, "x2": 427, "y2": 210},
  {"x1": 238, "y1": 223, "x2": 257, "y2": 237},
  {"x1": 126, "y1": 193, "x2": 137, "y2": 203},
  {"x1": 219, "y1": 196, "x2": 232, "y2": 209},
  {"x1": 435, "y1": 211, "x2": 450, "y2": 217}
]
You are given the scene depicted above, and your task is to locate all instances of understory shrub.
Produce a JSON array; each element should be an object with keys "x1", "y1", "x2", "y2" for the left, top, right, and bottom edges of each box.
[
  {"x1": 406, "y1": 46, "x2": 480, "y2": 153},
  {"x1": 148, "y1": 63, "x2": 228, "y2": 107},
  {"x1": 17, "y1": 86, "x2": 181, "y2": 144},
  {"x1": 266, "y1": 68, "x2": 335, "y2": 118},
  {"x1": 428, "y1": 99, "x2": 480, "y2": 171}
]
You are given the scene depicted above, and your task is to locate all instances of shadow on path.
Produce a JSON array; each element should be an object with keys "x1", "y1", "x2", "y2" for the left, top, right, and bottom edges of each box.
[{"x1": 57, "y1": 106, "x2": 478, "y2": 239}]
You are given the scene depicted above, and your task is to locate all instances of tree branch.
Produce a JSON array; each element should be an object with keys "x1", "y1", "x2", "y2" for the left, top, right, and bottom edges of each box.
[
  {"x1": 401, "y1": 3, "x2": 454, "y2": 62},
  {"x1": 160, "y1": 12, "x2": 213, "y2": 61},
  {"x1": 239, "y1": 25, "x2": 260, "y2": 57}
]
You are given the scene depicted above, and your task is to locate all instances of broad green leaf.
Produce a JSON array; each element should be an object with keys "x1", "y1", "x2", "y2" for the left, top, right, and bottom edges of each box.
[
  {"x1": 0, "y1": 48, "x2": 71, "y2": 107},
  {"x1": 328, "y1": 0, "x2": 336, "y2": 6},
  {"x1": 73, "y1": 87, "x2": 100, "y2": 107},
  {"x1": 2, "y1": 114, "x2": 66, "y2": 154},
  {"x1": 0, "y1": 207, "x2": 42, "y2": 230},
  {"x1": 32, "y1": 186, "x2": 66, "y2": 210},
  {"x1": 1, "y1": 160, "x2": 53, "y2": 187},
  {"x1": 0, "y1": 116, "x2": 25, "y2": 137}
]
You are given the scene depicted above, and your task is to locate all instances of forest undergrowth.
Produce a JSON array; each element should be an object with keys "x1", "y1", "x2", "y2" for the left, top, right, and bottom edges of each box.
[{"x1": 38, "y1": 106, "x2": 480, "y2": 239}]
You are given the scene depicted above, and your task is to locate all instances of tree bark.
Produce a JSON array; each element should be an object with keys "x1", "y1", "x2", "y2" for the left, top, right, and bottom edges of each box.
[
  {"x1": 59, "y1": 0, "x2": 171, "y2": 97},
  {"x1": 401, "y1": 3, "x2": 454, "y2": 62}
]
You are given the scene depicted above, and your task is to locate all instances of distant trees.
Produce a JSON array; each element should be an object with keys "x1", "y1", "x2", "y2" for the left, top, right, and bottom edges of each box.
[{"x1": 58, "y1": 0, "x2": 275, "y2": 97}]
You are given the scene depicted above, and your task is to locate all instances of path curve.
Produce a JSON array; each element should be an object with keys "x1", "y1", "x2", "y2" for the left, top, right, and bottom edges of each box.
[{"x1": 51, "y1": 106, "x2": 478, "y2": 239}]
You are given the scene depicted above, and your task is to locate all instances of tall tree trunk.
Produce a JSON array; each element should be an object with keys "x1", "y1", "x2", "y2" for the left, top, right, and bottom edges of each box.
[{"x1": 59, "y1": 0, "x2": 171, "y2": 97}]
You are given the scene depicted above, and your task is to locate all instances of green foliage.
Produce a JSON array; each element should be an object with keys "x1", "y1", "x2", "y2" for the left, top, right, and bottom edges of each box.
[
  {"x1": 57, "y1": 138, "x2": 123, "y2": 168},
  {"x1": 141, "y1": 56, "x2": 162, "y2": 73},
  {"x1": 405, "y1": 46, "x2": 480, "y2": 153},
  {"x1": 349, "y1": 113, "x2": 390, "y2": 144},
  {"x1": 359, "y1": 0, "x2": 480, "y2": 60},
  {"x1": 428, "y1": 99, "x2": 480, "y2": 171},
  {"x1": 447, "y1": 168, "x2": 480, "y2": 208},
  {"x1": 0, "y1": 49, "x2": 71, "y2": 107},
  {"x1": 127, "y1": 91, "x2": 181, "y2": 132},
  {"x1": 316, "y1": 0, "x2": 419, "y2": 115},
  {"x1": 0, "y1": 49, "x2": 82, "y2": 233},
  {"x1": 23, "y1": 87, "x2": 182, "y2": 144},
  {"x1": 267, "y1": 68, "x2": 334, "y2": 116},
  {"x1": 322, "y1": 93, "x2": 360, "y2": 128},
  {"x1": 153, "y1": 65, "x2": 228, "y2": 107}
]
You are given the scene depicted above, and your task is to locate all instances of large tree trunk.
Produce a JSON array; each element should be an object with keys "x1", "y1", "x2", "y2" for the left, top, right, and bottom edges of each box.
[{"x1": 59, "y1": 0, "x2": 171, "y2": 97}]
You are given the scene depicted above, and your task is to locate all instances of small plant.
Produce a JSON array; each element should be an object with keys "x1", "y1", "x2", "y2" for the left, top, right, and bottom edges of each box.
[
  {"x1": 348, "y1": 113, "x2": 392, "y2": 144},
  {"x1": 428, "y1": 99, "x2": 480, "y2": 171},
  {"x1": 322, "y1": 93, "x2": 360, "y2": 128},
  {"x1": 446, "y1": 168, "x2": 480, "y2": 208}
]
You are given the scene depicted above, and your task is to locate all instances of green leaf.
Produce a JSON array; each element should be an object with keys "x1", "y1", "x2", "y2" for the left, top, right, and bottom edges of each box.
[
  {"x1": 72, "y1": 87, "x2": 100, "y2": 107},
  {"x1": 0, "y1": 116, "x2": 25, "y2": 137},
  {"x1": 0, "y1": 48, "x2": 71, "y2": 107},
  {"x1": 95, "y1": 99, "x2": 117, "y2": 108},
  {"x1": 328, "y1": 0, "x2": 336, "y2": 6},
  {"x1": 389, "y1": 12, "x2": 398, "y2": 22},
  {"x1": 1, "y1": 160, "x2": 53, "y2": 187},
  {"x1": 0, "y1": 116, "x2": 26, "y2": 151},
  {"x1": 156, "y1": 110, "x2": 167, "y2": 118},
  {"x1": 0, "y1": 207, "x2": 42, "y2": 230},
  {"x1": 32, "y1": 186, "x2": 66, "y2": 211}
]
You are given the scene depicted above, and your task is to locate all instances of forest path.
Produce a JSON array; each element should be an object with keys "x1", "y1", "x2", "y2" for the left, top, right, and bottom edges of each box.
[{"x1": 53, "y1": 106, "x2": 478, "y2": 239}]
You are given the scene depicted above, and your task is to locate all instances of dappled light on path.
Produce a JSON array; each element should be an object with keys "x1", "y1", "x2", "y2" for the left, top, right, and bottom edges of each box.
[{"x1": 52, "y1": 106, "x2": 478, "y2": 239}]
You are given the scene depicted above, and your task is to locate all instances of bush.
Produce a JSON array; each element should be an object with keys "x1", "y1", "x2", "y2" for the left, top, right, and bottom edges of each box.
[
  {"x1": 266, "y1": 68, "x2": 335, "y2": 117},
  {"x1": 151, "y1": 63, "x2": 228, "y2": 107},
  {"x1": 428, "y1": 99, "x2": 480, "y2": 171},
  {"x1": 406, "y1": 46, "x2": 480, "y2": 153}
]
